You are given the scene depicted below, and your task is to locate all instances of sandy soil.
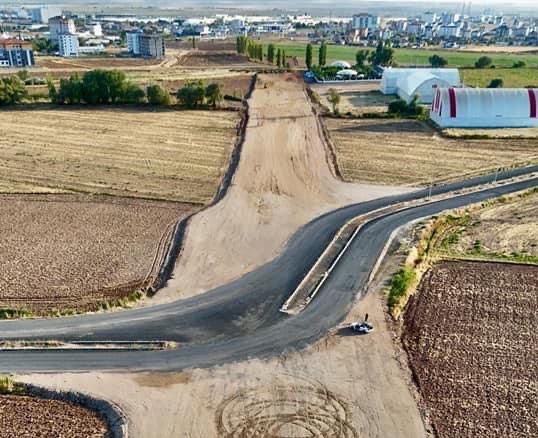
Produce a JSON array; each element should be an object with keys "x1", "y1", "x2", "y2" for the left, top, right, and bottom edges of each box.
[
  {"x1": 19, "y1": 260, "x2": 426, "y2": 438},
  {"x1": 154, "y1": 74, "x2": 411, "y2": 301}
]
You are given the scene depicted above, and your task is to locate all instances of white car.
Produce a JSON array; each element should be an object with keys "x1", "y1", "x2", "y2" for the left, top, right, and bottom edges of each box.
[{"x1": 350, "y1": 321, "x2": 374, "y2": 334}]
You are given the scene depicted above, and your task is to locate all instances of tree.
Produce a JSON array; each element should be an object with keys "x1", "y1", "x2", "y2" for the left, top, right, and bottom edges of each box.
[
  {"x1": 318, "y1": 40, "x2": 327, "y2": 66},
  {"x1": 146, "y1": 84, "x2": 171, "y2": 105},
  {"x1": 121, "y1": 83, "x2": 145, "y2": 104},
  {"x1": 192, "y1": 37, "x2": 197, "y2": 49},
  {"x1": 267, "y1": 44, "x2": 275, "y2": 64},
  {"x1": 388, "y1": 95, "x2": 425, "y2": 117},
  {"x1": 176, "y1": 80, "x2": 206, "y2": 108},
  {"x1": 0, "y1": 76, "x2": 27, "y2": 106},
  {"x1": 488, "y1": 78, "x2": 504, "y2": 88},
  {"x1": 513, "y1": 60, "x2": 526, "y2": 68},
  {"x1": 369, "y1": 41, "x2": 394, "y2": 67},
  {"x1": 327, "y1": 88, "x2": 341, "y2": 114},
  {"x1": 475, "y1": 56, "x2": 493, "y2": 68},
  {"x1": 276, "y1": 49, "x2": 282, "y2": 68},
  {"x1": 281, "y1": 50, "x2": 286, "y2": 68},
  {"x1": 429, "y1": 54, "x2": 448, "y2": 68},
  {"x1": 205, "y1": 83, "x2": 223, "y2": 107},
  {"x1": 16, "y1": 69, "x2": 29, "y2": 81},
  {"x1": 32, "y1": 38, "x2": 56, "y2": 54},
  {"x1": 305, "y1": 43, "x2": 313, "y2": 69},
  {"x1": 355, "y1": 49, "x2": 370, "y2": 67}
]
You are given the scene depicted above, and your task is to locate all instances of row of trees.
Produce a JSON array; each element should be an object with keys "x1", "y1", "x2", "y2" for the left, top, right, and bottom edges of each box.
[
  {"x1": 48, "y1": 70, "x2": 147, "y2": 105},
  {"x1": 176, "y1": 81, "x2": 223, "y2": 108},
  {"x1": 236, "y1": 36, "x2": 263, "y2": 61}
]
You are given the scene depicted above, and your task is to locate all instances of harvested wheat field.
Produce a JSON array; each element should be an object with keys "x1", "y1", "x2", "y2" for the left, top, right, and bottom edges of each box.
[
  {"x1": 0, "y1": 194, "x2": 194, "y2": 314},
  {"x1": 0, "y1": 108, "x2": 239, "y2": 203},
  {"x1": 325, "y1": 118, "x2": 538, "y2": 186},
  {"x1": 404, "y1": 260, "x2": 538, "y2": 438},
  {"x1": 0, "y1": 395, "x2": 108, "y2": 438}
]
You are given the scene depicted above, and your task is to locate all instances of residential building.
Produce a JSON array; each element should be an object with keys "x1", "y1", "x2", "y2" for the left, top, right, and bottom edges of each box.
[
  {"x1": 139, "y1": 34, "x2": 165, "y2": 58},
  {"x1": 48, "y1": 16, "x2": 76, "y2": 41},
  {"x1": 58, "y1": 33, "x2": 79, "y2": 57},
  {"x1": 422, "y1": 12, "x2": 437, "y2": 25},
  {"x1": 126, "y1": 31, "x2": 142, "y2": 55},
  {"x1": 0, "y1": 39, "x2": 35, "y2": 67},
  {"x1": 438, "y1": 24, "x2": 462, "y2": 38},
  {"x1": 31, "y1": 6, "x2": 62, "y2": 24},
  {"x1": 351, "y1": 13, "x2": 380, "y2": 32}
]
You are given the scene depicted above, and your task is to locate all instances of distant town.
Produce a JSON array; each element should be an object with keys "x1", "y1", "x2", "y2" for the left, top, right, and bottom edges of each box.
[{"x1": 0, "y1": 4, "x2": 537, "y2": 67}]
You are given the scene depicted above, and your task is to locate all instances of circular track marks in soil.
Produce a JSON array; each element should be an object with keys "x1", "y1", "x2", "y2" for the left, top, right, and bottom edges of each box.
[{"x1": 216, "y1": 384, "x2": 358, "y2": 438}]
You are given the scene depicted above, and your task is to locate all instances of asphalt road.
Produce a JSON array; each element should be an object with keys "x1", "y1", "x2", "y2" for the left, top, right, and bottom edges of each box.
[{"x1": 0, "y1": 167, "x2": 536, "y2": 372}]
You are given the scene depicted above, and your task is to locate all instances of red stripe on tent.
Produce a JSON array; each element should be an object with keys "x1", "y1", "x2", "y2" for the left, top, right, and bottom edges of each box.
[
  {"x1": 529, "y1": 89, "x2": 537, "y2": 118},
  {"x1": 448, "y1": 88, "x2": 457, "y2": 118}
]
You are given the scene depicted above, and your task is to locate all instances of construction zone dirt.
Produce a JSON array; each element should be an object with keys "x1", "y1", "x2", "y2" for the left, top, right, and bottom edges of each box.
[
  {"x1": 179, "y1": 51, "x2": 250, "y2": 66},
  {"x1": 0, "y1": 194, "x2": 194, "y2": 314},
  {"x1": 0, "y1": 395, "x2": 109, "y2": 437},
  {"x1": 403, "y1": 260, "x2": 538, "y2": 438}
]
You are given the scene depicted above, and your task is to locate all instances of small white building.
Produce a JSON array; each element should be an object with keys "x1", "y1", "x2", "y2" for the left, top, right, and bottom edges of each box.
[
  {"x1": 381, "y1": 68, "x2": 461, "y2": 104},
  {"x1": 430, "y1": 88, "x2": 538, "y2": 128},
  {"x1": 58, "y1": 33, "x2": 79, "y2": 57}
]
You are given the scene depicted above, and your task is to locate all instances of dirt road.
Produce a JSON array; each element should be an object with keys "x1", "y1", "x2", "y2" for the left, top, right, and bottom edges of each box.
[{"x1": 155, "y1": 74, "x2": 410, "y2": 301}]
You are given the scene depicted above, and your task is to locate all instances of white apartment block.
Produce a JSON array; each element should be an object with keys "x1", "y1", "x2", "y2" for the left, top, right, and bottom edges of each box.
[
  {"x1": 127, "y1": 31, "x2": 142, "y2": 55},
  {"x1": 58, "y1": 33, "x2": 79, "y2": 57},
  {"x1": 49, "y1": 16, "x2": 76, "y2": 42},
  {"x1": 352, "y1": 13, "x2": 380, "y2": 31}
]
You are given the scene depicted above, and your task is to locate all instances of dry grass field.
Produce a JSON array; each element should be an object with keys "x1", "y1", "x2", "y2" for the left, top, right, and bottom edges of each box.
[
  {"x1": 404, "y1": 261, "x2": 538, "y2": 438},
  {"x1": 325, "y1": 118, "x2": 538, "y2": 186},
  {"x1": 0, "y1": 195, "x2": 194, "y2": 314},
  {"x1": 0, "y1": 395, "x2": 109, "y2": 437},
  {"x1": 0, "y1": 108, "x2": 239, "y2": 203}
]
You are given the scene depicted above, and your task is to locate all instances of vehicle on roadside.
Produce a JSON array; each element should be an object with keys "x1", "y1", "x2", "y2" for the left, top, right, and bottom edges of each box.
[{"x1": 350, "y1": 321, "x2": 374, "y2": 334}]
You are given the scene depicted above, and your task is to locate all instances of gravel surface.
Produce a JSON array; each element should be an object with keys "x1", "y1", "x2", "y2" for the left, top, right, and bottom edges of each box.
[{"x1": 0, "y1": 395, "x2": 109, "y2": 438}]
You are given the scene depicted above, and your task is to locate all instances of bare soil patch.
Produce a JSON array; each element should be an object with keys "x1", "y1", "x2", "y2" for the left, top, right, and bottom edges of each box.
[
  {"x1": 36, "y1": 56, "x2": 161, "y2": 70},
  {"x1": 0, "y1": 194, "x2": 194, "y2": 314},
  {"x1": 0, "y1": 395, "x2": 108, "y2": 438},
  {"x1": 403, "y1": 260, "x2": 538, "y2": 438},
  {"x1": 0, "y1": 108, "x2": 239, "y2": 203},
  {"x1": 313, "y1": 82, "x2": 392, "y2": 115},
  {"x1": 179, "y1": 50, "x2": 250, "y2": 67},
  {"x1": 326, "y1": 118, "x2": 538, "y2": 186},
  {"x1": 161, "y1": 74, "x2": 252, "y2": 99}
]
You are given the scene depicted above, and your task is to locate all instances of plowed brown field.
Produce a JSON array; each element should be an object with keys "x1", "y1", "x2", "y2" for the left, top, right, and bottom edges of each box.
[
  {"x1": 404, "y1": 260, "x2": 538, "y2": 438},
  {"x1": 0, "y1": 395, "x2": 108, "y2": 438},
  {"x1": 0, "y1": 195, "x2": 194, "y2": 314}
]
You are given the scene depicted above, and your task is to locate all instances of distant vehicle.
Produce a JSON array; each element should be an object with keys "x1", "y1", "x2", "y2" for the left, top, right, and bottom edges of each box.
[{"x1": 350, "y1": 315, "x2": 374, "y2": 334}]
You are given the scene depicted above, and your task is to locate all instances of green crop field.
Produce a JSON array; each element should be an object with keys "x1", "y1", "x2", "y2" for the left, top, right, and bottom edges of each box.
[
  {"x1": 461, "y1": 68, "x2": 538, "y2": 88},
  {"x1": 266, "y1": 39, "x2": 538, "y2": 68}
]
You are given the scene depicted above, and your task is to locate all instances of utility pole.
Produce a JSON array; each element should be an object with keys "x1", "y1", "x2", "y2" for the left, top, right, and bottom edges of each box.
[{"x1": 494, "y1": 167, "x2": 500, "y2": 183}]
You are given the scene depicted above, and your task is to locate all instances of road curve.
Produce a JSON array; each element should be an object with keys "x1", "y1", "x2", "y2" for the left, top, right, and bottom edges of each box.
[{"x1": 0, "y1": 167, "x2": 536, "y2": 372}]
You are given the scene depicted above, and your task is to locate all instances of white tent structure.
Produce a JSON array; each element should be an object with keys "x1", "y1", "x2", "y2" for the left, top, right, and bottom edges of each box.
[
  {"x1": 381, "y1": 68, "x2": 460, "y2": 103},
  {"x1": 330, "y1": 60, "x2": 352, "y2": 69},
  {"x1": 430, "y1": 87, "x2": 538, "y2": 128}
]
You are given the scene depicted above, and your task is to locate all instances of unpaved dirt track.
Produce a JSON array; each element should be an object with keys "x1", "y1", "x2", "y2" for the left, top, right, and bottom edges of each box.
[{"x1": 157, "y1": 74, "x2": 410, "y2": 301}]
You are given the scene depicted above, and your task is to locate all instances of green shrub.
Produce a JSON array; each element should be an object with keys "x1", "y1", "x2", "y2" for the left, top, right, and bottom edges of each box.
[{"x1": 388, "y1": 267, "x2": 416, "y2": 309}]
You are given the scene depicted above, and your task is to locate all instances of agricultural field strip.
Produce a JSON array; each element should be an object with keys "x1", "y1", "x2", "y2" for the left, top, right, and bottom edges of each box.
[
  {"x1": 0, "y1": 109, "x2": 238, "y2": 202},
  {"x1": 282, "y1": 171, "x2": 538, "y2": 314},
  {"x1": 326, "y1": 119, "x2": 538, "y2": 186}
]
